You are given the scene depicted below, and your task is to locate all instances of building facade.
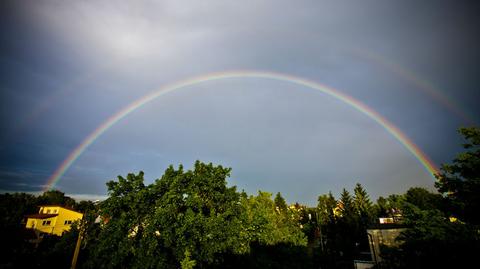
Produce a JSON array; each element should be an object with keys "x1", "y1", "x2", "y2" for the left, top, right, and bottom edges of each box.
[{"x1": 25, "y1": 205, "x2": 83, "y2": 236}]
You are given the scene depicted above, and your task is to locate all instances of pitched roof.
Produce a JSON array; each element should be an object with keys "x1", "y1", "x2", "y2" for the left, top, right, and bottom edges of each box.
[
  {"x1": 38, "y1": 205, "x2": 80, "y2": 213},
  {"x1": 25, "y1": 213, "x2": 58, "y2": 219}
]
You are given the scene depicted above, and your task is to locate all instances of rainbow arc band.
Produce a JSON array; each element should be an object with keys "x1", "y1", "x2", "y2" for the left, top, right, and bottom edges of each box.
[{"x1": 44, "y1": 71, "x2": 439, "y2": 191}]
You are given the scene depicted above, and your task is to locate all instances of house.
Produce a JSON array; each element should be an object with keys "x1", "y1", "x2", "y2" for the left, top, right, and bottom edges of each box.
[
  {"x1": 354, "y1": 218, "x2": 407, "y2": 268},
  {"x1": 25, "y1": 205, "x2": 83, "y2": 236}
]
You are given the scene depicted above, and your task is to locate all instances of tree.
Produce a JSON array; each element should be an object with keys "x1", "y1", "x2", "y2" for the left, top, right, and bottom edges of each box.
[
  {"x1": 338, "y1": 188, "x2": 355, "y2": 219},
  {"x1": 317, "y1": 192, "x2": 337, "y2": 225},
  {"x1": 0, "y1": 193, "x2": 38, "y2": 268},
  {"x1": 240, "y1": 191, "x2": 306, "y2": 247},
  {"x1": 353, "y1": 183, "x2": 373, "y2": 224},
  {"x1": 404, "y1": 187, "x2": 442, "y2": 211},
  {"x1": 435, "y1": 127, "x2": 480, "y2": 224},
  {"x1": 274, "y1": 192, "x2": 288, "y2": 213},
  {"x1": 87, "y1": 162, "x2": 253, "y2": 268},
  {"x1": 316, "y1": 191, "x2": 338, "y2": 262},
  {"x1": 379, "y1": 203, "x2": 480, "y2": 269},
  {"x1": 37, "y1": 189, "x2": 76, "y2": 208}
]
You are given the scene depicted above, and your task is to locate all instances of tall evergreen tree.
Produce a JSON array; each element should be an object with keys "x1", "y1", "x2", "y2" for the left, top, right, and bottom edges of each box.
[
  {"x1": 339, "y1": 188, "x2": 354, "y2": 218},
  {"x1": 274, "y1": 192, "x2": 288, "y2": 213},
  {"x1": 353, "y1": 183, "x2": 373, "y2": 225}
]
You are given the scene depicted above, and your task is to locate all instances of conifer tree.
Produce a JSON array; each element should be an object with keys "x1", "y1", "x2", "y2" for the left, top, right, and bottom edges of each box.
[
  {"x1": 274, "y1": 192, "x2": 288, "y2": 213},
  {"x1": 353, "y1": 183, "x2": 373, "y2": 225}
]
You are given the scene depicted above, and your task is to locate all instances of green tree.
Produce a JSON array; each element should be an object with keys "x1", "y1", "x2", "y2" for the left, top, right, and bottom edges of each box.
[
  {"x1": 240, "y1": 191, "x2": 306, "y2": 247},
  {"x1": 274, "y1": 192, "x2": 288, "y2": 213},
  {"x1": 37, "y1": 189, "x2": 77, "y2": 208},
  {"x1": 0, "y1": 193, "x2": 38, "y2": 268},
  {"x1": 316, "y1": 192, "x2": 337, "y2": 260},
  {"x1": 435, "y1": 127, "x2": 480, "y2": 224},
  {"x1": 404, "y1": 187, "x2": 442, "y2": 211},
  {"x1": 317, "y1": 192, "x2": 337, "y2": 225},
  {"x1": 379, "y1": 204, "x2": 479, "y2": 269},
  {"x1": 338, "y1": 188, "x2": 355, "y2": 219},
  {"x1": 353, "y1": 183, "x2": 373, "y2": 223},
  {"x1": 87, "y1": 162, "x2": 252, "y2": 268}
]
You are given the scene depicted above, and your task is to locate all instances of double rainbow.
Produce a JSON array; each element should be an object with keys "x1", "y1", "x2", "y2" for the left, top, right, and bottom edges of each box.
[{"x1": 44, "y1": 71, "x2": 439, "y2": 191}]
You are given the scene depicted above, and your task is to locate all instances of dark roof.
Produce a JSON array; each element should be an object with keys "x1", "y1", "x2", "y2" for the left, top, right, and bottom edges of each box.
[{"x1": 25, "y1": 214, "x2": 58, "y2": 219}]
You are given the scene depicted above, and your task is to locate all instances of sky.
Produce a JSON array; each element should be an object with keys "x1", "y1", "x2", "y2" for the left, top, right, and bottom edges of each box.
[{"x1": 0, "y1": 0, "x2": 479, "y2": 205}]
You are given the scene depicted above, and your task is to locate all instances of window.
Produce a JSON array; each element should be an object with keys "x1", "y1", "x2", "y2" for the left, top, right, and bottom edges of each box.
[
  {"x1": 64, "y1": 220, "x2": 72, "y2": 225},
  {"x1": 42, "y1": 220, "x2": 51, "y2": 226},
  {"x1": 53, "y1": 209, "x2": 57, "y2": 213},
  {"x1": 46, "y1": 209, "x2": 51, "y2": 213}
]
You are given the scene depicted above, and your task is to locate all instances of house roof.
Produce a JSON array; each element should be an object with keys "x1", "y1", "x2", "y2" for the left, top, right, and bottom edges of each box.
[
  {"x1": 38, "y1": 205, "x2": 80, "y2": 212},
  {"x1": 25, "y1": 213, "x2": 58, "y2": 219}
]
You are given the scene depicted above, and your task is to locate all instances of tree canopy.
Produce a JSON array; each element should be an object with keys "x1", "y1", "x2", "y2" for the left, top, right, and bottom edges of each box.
[{"x1": 435, "y1": 127, "x2": 480, "y2": 224}]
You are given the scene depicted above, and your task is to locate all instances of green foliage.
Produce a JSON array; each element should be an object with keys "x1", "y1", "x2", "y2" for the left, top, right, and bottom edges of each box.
[
  {"x1": 37, "y1": 189, "x2": 77, "y2": 208},
  {"x1": 353, "y1": 183, "x2": 374, "y2": 226},
  {"x1": 435, "y1": 127, "x2": 480, "y2": 224},
  {"x1": 375, "y1": 194, "x2": 404, "y2": 218},
  {"x1": 84, "y1": 162, "x2": 309, "y2": 268},
  {"x1": 0, "y1": 192, "x2": 38, "y2": 229},
  {"x1": 353, "y1": 183, "x2": 373, "y2": 216},
  {"x1": 274, "y1": 192, "x2": 288, "y2": 213},
  {"x1": 241, "y1": 191, "x2": 307, "y2": 247},
  {"x1": 378, "y1": 204, "x2": 479, "y2": 269},
  {"x1": 180, "y1": 250, "x2": 196, "y2": 269},
  {"x1": 404, "y1": 187, "x2": 442, "y2": 211},
  {"x1": 338, "y1": 188, "x2": 355, "y2": 219},
  {"x1": 317, "y1": 192, "x2": 336, "y2": 225}
]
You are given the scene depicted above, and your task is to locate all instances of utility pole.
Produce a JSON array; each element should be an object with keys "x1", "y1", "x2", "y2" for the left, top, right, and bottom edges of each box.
[{"x1": 70, "y1": 219, "x2": 84, "y2": 269}]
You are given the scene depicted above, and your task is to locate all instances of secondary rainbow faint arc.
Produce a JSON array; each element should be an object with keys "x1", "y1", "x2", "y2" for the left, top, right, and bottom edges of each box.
[{"x1": 44, "y1": 70, "x2": 439, "y2": 191}]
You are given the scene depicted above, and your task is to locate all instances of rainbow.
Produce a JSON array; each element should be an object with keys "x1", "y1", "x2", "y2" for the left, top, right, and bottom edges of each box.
[
  {"x1": 351, "y1": 48, "x2": 476, "y2": 125},
  {"x1": 44, "y1": 70, "x2": 439, "y2": 191}
]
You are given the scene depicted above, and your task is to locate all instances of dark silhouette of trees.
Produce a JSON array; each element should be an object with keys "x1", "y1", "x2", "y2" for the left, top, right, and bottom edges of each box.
[{"x1": 435, "y1": 127, "x2": 480, "y2": 224}]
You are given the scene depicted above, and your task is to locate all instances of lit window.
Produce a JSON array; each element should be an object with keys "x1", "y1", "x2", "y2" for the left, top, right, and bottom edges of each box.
[{"x1": 47, "y1": 209, "x2": 51, "y2": 213}]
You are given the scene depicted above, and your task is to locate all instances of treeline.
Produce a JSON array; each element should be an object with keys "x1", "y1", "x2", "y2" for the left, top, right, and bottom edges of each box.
[{"x1": 0, "y1": 127, "x2": 479, "y2": 268}]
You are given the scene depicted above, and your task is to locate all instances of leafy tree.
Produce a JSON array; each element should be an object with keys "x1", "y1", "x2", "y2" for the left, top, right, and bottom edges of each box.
[
  {"x1": 404, "y1": 187, "x2": 442, "y2": 211},
  {"x1": 240, "y1": 191, "x2": 306, "y2": 247},
  {"x1": 316, "y1": 192, "x2": 338, "y2": 264},
  {"x1": 375, "y1": 194, "x2": 404, "y2": 219},
  {"x1": 375, "y1": 196, "x2": 389, "y2": 217},
  {"x1": 435, "y1": 127, "x2": 480, "y2": 224},
  {"x1": 37, "y1": 189, "x2": 77, "y2": 208},
  {"x1": 86, "y1": 162, "x2": 254, "y2": 268},
  {"x1": 0, "y1": 193, "x2": 38, "y2": 268},
  {"x1": 317, "y1": 192, "x2": 337, "y2": 225},
  {"x1": 149, "y1": 162, "x2": 247, "y2": 267},
  {"x1": 379, "y1": 204, "x2": 479, "y2": 269}
]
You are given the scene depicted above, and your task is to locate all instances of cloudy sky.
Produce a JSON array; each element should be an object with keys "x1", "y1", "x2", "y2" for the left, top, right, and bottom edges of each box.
[{"x1": 1, "y1": 0, "x2": 479, "y2": 205}]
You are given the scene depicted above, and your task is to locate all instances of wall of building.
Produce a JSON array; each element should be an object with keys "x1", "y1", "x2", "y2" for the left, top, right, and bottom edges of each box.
[{"x1": 367, "y1": 228, "x2": 406, "y2": 263}]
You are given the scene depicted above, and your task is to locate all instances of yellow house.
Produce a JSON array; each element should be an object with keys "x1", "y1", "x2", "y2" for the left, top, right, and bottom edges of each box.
[{"x1": 25, "y1": 205, "x2": 83, "y2": 236}]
